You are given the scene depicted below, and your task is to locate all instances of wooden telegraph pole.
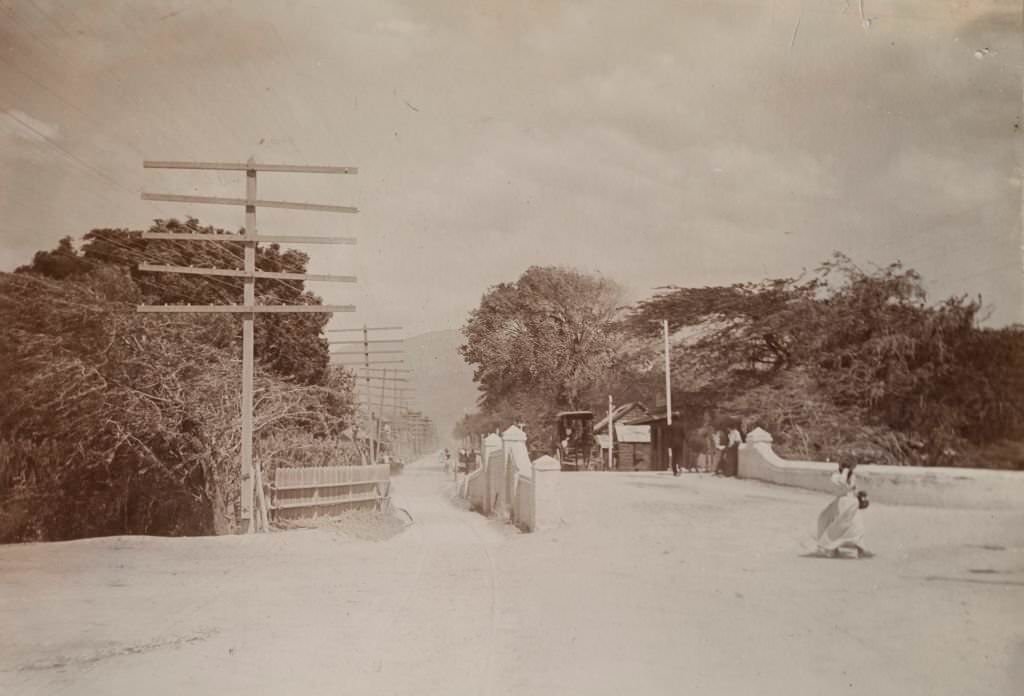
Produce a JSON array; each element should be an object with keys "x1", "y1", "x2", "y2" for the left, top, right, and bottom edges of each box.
[
  {"x1": 663, "y1": 319, "x2": 673, "y2": 474},
  {"x1": 608, "y1": 394, "x2": 614, "y2": 471},
  {"x1": 329, "y1": 327, "x2": 406, "y2": 464},
  {"x1": 349, "y1": 367, "x2": 414, "y2": 459},
  {"x1": 139, "y1": 158, "x2": 359, "y2": 533}
]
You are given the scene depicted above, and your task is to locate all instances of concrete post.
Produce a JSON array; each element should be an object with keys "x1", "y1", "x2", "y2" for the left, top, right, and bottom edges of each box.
[
  {"x1": 744, "y1": 427, "x2": 773, "y2": 444},
  {"x1": 502, "y1": 425, "x2": 527, "y2": 520},
  {"x1": 482, "y1": 433, "x2": 502, "y2": 515},
  {"x1": 738, "y1": 427, "x2": 773, "y2": 480}
]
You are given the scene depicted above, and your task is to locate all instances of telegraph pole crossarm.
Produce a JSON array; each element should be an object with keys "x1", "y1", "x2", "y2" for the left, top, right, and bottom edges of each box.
[
  {"x1": 138, "y1": 157, "x2": 360, "y2": 534},
  {"x1": 330, "y1": 324, "x2": 406, "y2": 465}
]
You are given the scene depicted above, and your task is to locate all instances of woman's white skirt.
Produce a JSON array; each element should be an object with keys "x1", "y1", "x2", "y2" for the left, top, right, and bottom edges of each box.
[{"x1": 816, "y1": 494, "x2": 864, "y2": 552}]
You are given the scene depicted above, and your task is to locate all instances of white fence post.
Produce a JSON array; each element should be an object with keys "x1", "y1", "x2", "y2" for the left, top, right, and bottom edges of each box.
[
  {"x1": 502, "y1": 425, "x2": 527, "y2": 521},
  {"x1": 530, "y1": 457, "x2": 537, "y2": 531},
  {"x1": 482, "y1": 432, "x2": 502, "y2": 515}
]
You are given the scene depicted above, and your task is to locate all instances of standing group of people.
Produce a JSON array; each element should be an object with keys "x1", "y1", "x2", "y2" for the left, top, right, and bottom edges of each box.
[
  {"x1": 673, "y1": 424, "x2": 743, "y2": 476},
  {"x1": 438, "y1": 447, "x2": 481, "y2": 474},
  {"x1": 707, "y1": 425, "x2": 743, "y2": 476}
]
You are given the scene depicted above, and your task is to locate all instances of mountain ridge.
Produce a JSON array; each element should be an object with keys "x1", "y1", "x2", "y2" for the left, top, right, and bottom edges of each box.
[{"x1": 403, "y1": 328, "x2": 478, "y2": 442}]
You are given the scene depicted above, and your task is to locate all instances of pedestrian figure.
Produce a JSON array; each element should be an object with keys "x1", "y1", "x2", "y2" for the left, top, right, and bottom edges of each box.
[
  {"x1": 718, "y1": 425, "x2": 742, "y2": 477},
  {"x1": 708, "y1": 428, "x2": 725, "y2": 475},
  {"x1": 669, "y1": 427, "x2": 681, "y2": 476},
  {"x1": 816, "y1": 462, "x2": 873, "y2": 558}
]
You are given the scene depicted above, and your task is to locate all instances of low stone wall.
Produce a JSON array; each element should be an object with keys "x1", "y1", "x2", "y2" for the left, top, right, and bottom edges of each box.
[
  {"x1": 461, "y1": 427, "x2": 539, "y2": 531},
  {"x1": 465, "y1": 433, "x2": 502, "y2": 513},
  {"x1": 738, "y1": 428, "x2": 1024, "y2": 510},
  {"x1": 465, "y1": 458, "x2": 487, "y2": 512},
  {"x1": 511, "y1": 474, "x2": 534, "y2": 531},
  {"x1": 485, "y1": 449, "x2": 504, "y2": 514},
  {"x1": 531, "y1": 456, "x2": 562, "y2": 532}
]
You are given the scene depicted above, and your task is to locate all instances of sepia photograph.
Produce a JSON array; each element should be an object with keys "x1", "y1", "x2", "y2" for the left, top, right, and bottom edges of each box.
[{"x1": 0, "y1": 1, "x2": 1021, "y2": 694}]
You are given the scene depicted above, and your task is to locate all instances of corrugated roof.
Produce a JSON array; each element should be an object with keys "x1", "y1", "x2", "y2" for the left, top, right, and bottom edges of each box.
[
  {"x1": 593, "y1": 402, "x2": 648, "y2": 433},
  {"x1": 624, "y1": 408, "x2": 681, "y2": 425},
  {"x1": 615, "y1": 424, "x2": 651, "y2": 443},
  {"x1": 597, "y1": 425, "x2": 652, "y2": 446}
]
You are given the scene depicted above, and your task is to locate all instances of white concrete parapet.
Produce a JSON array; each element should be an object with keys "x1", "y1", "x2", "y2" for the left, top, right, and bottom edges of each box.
[{"x1": 739, "y1": 432, "x2": 1024, "y2": 509}]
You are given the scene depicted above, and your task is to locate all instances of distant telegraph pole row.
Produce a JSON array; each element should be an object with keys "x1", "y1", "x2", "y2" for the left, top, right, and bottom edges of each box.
[{"x1": 329, "y1": 325, "x2": 412, "y2": 464}]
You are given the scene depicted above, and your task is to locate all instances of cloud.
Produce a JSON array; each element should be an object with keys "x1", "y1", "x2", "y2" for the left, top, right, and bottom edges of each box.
[
  {"x1": 375, "y1": 18, "x2": 426, "y2": 37},
  {"x1": 0, "y1": 0, "x2": 1019, "y2": 327}
]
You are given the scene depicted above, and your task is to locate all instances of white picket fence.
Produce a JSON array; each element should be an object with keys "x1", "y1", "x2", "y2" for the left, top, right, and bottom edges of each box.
[{"x1": 271, "y1": 463, "x2": 390, "y2": 519}]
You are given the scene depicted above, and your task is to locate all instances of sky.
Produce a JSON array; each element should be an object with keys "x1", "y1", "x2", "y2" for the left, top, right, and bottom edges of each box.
[{"x1": 1, "y1": 0, "x2": 1021, "y2": 334}]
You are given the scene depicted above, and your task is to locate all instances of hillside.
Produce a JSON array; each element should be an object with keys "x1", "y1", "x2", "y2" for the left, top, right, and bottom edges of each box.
[{"x1": 404, "y1": 329, "x2": 478, "y2": 442}]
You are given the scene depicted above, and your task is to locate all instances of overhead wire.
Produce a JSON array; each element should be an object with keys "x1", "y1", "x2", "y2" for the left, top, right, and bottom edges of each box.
[
  {"x1": 4, "y1": 3, "x2": 360, "y2": 313},
  {"x1": 1, "y1": 109, "x2": 136, "y2": 198},
  {"x1": 0, "y1": 6, "x2": 179, "y2": 221}
]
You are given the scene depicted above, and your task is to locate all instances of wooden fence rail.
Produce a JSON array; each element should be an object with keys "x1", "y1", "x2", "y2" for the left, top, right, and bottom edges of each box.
[{"x1": 271, "y1": 463, "x2": 390, "y2": 519}]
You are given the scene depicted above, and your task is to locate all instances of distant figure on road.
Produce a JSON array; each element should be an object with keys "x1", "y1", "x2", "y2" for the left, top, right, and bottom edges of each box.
[
  {"x1": 710, "y1": 428, "x2": 726, "y2": 475},
  {"x1": 816, "y1": 463, "x2": 872, "y2": 558},
  {"x1": 458, "y1": 448, "x2": 474, "y2": 473},
  {"x1": 718, "y1": 426, "x2": 742, "y2": 477},
  {"x1": 669, "y1": 441, "x2": 681, "y2": 476}
]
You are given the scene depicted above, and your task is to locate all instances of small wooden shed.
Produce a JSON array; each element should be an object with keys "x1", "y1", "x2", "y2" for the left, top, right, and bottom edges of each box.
[
  {"x1": 625, "y1": 409, "x2": 685, "y2": 472},
  {"x1": 593, "y1": 402, "x2": 648, "y2": 436},
  {"x1": 614, "y1": 423, "x2": 652, "y2": 470}
]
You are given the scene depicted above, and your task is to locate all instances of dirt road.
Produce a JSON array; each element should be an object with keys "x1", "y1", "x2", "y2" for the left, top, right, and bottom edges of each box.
[{"x1": 2, "y1": 456, "x2": 1021, "y2": 695}]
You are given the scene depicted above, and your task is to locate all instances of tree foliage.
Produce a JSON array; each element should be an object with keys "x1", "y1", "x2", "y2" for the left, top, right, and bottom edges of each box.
[
  {"x1": 624, "y1": 254, "x2": 1024, "y2": 467},
  {"x1": 452, "y1": 411, "x2": 505, "y2": 441},
  {"x1": 459, "y1": 266, "x2": 622, "y2": 453},
  {"x1": 17, "y1": 218, "x2": 332, "y2": 385},
  {"x1": 1, "y1": 223, "x2": 357, "y2": 542}
]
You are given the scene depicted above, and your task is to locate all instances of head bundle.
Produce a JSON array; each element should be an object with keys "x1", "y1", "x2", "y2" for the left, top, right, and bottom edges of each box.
[{"x1": 857, "y1": 490, "x2": 870, "y2": 510}]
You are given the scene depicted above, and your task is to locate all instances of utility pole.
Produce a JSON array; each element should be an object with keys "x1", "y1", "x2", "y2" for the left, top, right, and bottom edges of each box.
[
  {"x1": 663, "y1": 319, "x2": 674, "y2": 475},
  {"x1": 348, "y1": 368, "x2": 413, "y2": 460},
  {"x1": 608, "y1": 394, "x2": 614, "y2": 471},
  {"x1": 329, "y1": 326, "x2": 405, "y2": 464},
  {"x1": 138, "y1": 158, "x2": 359, "y2": 532}
]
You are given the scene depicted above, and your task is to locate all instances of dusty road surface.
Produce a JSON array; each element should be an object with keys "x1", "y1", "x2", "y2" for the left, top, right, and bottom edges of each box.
[{"x1": 2, "y1": 456, "x2": 1022, "y2": 695}]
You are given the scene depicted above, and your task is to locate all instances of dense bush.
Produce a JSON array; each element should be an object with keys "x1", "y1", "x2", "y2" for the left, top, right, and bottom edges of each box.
[
  {"x1": 459, "y1": 256, "x2": 1024, "y2": 469},
  {"x1": 624, "y1": 254, "x2": 1024, "y2": 469},
  {"x1": 0, "y1": 224, "x2": 357, "y2": 542}
]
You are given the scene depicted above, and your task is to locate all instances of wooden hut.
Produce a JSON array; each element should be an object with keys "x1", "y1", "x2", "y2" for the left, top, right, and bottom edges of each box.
[
  {"x1": 593, "y1": 402, "x2": 648, "y2": 437},
  {"x1": 614, "y1": 423, "x2": 652, "y2": 470},
  {"x1": 623, "y1": 408, "x2": 686, "y2": 472}
]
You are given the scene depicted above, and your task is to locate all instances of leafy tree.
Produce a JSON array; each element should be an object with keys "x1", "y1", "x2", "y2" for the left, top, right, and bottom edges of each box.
[
  {"x1": 15, "y1": 236, "x2": 92, "y2": 279},
  {"x1": 460, "y1": 266, "x2": 622, "y2": 453},
  {"x1": 452, "y1": 411, "x2": 505, "y2": 441},
  {"x1": 2, "y1": 221, "x2": 358, "y2": 541},
  {"x1": 624, "y1": 254, "x2": 1024, "y2": 468},
  {"x1": 17, "y1": 219, "x2": 332, "y2": 385}
]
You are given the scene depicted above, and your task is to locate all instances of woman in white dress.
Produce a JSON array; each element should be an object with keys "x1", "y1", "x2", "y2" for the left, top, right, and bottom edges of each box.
[{"x1": 816, "y1": 463, "x2": 872, "y2": 558}]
